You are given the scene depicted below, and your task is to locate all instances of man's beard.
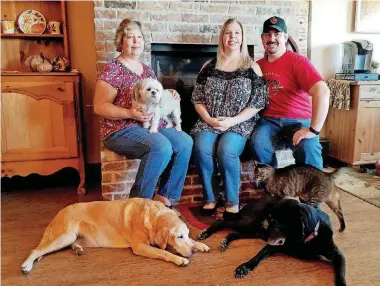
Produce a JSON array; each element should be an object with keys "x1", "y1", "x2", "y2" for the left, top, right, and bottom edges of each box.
[{"x1": 266, "y1": 41, "x2": 278, "y2": 54}]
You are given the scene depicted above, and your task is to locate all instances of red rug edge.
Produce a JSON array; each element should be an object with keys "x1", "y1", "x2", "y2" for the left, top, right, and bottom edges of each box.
[{"x1": 177, "y1": 202, "x2": 210, "y2": 230}]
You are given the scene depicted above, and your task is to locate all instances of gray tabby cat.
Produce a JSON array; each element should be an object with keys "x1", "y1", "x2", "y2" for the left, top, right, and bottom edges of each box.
[{"x1": 252, "y1": 162, "x2": 346, "y2": 232}]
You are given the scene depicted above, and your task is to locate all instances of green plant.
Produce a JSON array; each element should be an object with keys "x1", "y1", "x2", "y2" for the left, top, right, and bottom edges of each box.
[{"x1": 371, "y1": 60, "x2": 379, "y2": 69}]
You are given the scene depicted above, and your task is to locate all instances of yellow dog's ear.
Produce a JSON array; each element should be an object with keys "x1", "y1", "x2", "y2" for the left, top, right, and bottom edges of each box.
[
  {"x1": 154, "y1": 212, "x2": 176, "y2": 249},
  {"x1": 155, "y1": 226, "x2": 172, "y2": 249}
]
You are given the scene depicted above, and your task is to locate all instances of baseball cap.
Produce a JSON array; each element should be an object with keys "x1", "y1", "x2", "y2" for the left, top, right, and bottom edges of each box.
[{"x1": 263, "y1": 16, "x2": 287, "y2": 33}]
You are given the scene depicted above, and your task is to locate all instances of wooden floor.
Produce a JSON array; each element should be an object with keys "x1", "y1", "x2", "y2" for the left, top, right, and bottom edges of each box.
[{"x1": 2, "y1": 186, "x2": 380, "y2": 286}]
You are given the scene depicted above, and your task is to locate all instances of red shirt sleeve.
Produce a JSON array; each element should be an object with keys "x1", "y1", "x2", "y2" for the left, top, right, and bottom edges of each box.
[{"x1": 292, "y1": 55, "x2": 323, "y2": 93}]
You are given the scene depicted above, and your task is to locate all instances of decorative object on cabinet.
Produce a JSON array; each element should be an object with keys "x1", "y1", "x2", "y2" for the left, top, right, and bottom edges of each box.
[
  {"x1": 47, "y1": 21, "x2": 60, "y2": 34},
  {"x1": 371, "y1": 60, "x2": 379, "y2": 74},
  {"x1": 36, "y1": 58, "x2": 53, "y2": 72},
  {"x1": 17, "y1": 9, "x2": 46, "y2": 34},
  {"x1": 1, "y1": 19, "x2": 15, "y2": 34},
  {"x1": 326, "y1": 80, "x2": 380, "y2": 166},
  {"x1": 25, "y1": 53, "x2": 52, "y2": 72},
  {"x1": 51, "y1": 56, "x2": 70, "y2": 72},
  {"x1": 1, "y1": 1, "x2": 70, "y2": 72},
  {"x1": 1, "y1": 72, "x2": 86, "y2": 195}
]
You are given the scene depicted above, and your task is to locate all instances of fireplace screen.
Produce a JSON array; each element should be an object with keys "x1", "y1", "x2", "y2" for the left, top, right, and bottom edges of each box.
[{"x1": 151, "y1": 44, "x2": 254, "y2": 134}]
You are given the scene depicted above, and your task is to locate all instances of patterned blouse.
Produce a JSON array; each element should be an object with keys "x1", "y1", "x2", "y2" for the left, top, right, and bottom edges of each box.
[
  {"x1": 99, "y1": 58, "x2": 156, "y2": 141},
  {"x1": 191, "y1": 58, "x2": 269, "y2": 138}
]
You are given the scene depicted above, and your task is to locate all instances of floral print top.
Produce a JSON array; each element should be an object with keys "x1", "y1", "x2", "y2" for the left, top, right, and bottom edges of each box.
[
  {"x1": 191, "y1": 58, "x2": 269, "y2": 138},
  {"x1": 99, "y1": 58, "x2": 156, "y2": 141}
]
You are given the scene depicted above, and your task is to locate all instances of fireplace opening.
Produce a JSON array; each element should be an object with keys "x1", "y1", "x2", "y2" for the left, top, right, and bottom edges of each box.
[{"x1": 151, "y1": 43, "x2": 254, "y2": 134}]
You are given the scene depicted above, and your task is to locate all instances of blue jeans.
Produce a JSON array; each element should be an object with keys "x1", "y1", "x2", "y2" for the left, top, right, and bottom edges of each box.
[
  {"x1": 249, "y1": 117, "x2": 323, "y2": 170},
  {"x1": 103, "y1": 126, "x2": 193, "y2": 203},
  {"x1": 192, "y1": 131, "x2": 247, "y2": 207}
]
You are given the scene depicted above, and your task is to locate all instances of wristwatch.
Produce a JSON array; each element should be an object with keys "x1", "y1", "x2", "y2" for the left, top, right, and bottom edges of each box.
[{"x1": 309, "y1": 126, "x2": 320, "y2": 135}]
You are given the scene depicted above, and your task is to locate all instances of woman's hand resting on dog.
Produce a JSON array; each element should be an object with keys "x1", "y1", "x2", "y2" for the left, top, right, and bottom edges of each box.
[{"x1": 128, "y1": 108, "x2": 153, "y2": 123}]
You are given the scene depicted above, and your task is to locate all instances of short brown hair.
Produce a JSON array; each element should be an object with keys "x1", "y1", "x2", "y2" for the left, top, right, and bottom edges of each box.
[{"x1": 114, "y1": 19, "x2": 144, "y2": 52}]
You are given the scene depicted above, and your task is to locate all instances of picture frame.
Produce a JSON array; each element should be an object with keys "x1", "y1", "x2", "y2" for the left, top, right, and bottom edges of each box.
[{"x1": 354, "y1": 0, "x2": 380, "y2": 34}]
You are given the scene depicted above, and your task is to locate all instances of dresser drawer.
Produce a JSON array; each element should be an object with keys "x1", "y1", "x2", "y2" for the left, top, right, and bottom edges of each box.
[{"x1": 359, "y1": 85, "x2": 380, "y2": 100}]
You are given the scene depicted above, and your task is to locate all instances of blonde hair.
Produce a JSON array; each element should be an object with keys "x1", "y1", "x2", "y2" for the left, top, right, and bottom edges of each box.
[
  {"x1": 216, "y1": 18, "x2": 252, "y2": 70},
  {"x1": 114, "y1": 19, "x2": 144, "y2": 53}
]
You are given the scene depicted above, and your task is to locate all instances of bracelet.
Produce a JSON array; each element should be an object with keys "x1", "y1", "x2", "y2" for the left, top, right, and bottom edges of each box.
[{"x1": 309, "y1": 126, "x2": 320, "y2": 135}]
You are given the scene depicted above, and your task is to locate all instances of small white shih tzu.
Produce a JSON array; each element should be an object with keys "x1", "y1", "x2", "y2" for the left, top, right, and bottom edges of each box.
[{"x1": 132, "y1": 78, "x2": 182, "y2": 133}]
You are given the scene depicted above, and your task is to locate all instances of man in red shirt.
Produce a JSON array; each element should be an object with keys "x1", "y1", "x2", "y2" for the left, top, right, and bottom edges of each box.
[{"x1": 250, "y1": 16, "x2": 330, "y2": 170}]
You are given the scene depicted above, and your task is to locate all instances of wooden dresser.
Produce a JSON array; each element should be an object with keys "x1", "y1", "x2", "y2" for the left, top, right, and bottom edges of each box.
[
  {"x1": 1, "y1": 1, "x2": 86, "y2": 194},
  {"x1": 1, "y1": 72, "x2": 86, "y2": 194},
  {"x1": 326, "y1": 81, "x2": 380, "y2": 166}
]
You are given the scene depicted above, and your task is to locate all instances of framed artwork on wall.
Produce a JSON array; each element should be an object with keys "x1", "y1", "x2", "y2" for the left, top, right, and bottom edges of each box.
[{"x1": 354, "y1": 0, "x2": 380, "y2": 33}]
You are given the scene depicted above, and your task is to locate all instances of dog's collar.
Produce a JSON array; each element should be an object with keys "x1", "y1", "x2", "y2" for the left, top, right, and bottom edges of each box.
[{"x1": 304, "y1": 220, "x2": 320, "y2": 243}]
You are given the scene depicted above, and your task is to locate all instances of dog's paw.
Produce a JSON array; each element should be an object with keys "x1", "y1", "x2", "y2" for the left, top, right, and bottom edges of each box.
[
  {"x1": 175, "y1": 126, "x2": 182, "y2": 132},
  {"x1": 149, "y1": 128, "x2": 158, "y2": 133},
  {"x1": 218, "y1": 239, "x2": 228, "y2": 252},
  {"x1": 197, "y1": 230, "x2": 209, "y2": 240},
  {"x1": 195, "y1": 242, "x2": 210, "y2": 253},
  {"x1": 21, "y1": 261, "x2": 33, "y2": 274},
  {"x1": 175, "y1": 257, "x2": 190, "y2": 267},
  {"x1": 73, "y1": 245, "x2": 84, "y2": 256},
  {"x1": 235, "y1": 263, "x2": 252, "y2": 278}
]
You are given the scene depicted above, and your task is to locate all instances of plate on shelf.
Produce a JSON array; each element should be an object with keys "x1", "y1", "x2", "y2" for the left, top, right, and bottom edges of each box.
[{"x1": 18, "y1": 9, "x2": 46, "y2": 34}]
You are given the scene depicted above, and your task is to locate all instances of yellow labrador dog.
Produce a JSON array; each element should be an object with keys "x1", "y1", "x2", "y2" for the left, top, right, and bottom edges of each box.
[{"x1": 21, "y1": 198, "x2": 210, "y2": 273}]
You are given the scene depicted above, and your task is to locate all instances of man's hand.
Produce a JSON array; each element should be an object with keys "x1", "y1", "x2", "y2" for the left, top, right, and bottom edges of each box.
[
  {"x1": 292, "y1": 127, "x2": 316, "y2": 145},
  {"x1": 129, "y1": 108, "x2": 153, "y2": 122}
]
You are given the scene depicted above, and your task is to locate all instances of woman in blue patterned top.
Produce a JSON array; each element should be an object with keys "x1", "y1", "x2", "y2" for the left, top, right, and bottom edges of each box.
[{"x1": 191, "y1": 18, "x2": 268, "y2": 220}]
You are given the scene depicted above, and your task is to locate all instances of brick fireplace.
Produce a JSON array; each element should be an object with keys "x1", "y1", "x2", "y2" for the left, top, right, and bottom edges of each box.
[{"x1": 95, "y1": 0, "x2": 309, "y2": 202}]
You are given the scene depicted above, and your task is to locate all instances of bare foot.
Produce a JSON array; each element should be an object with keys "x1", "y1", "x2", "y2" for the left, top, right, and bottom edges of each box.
[
  {"x1": 203, "y1": 202, "x2": 216, "y2": 209},
  {"x1": 153, "y1": 193, "x2": 171, "y2": 207}
]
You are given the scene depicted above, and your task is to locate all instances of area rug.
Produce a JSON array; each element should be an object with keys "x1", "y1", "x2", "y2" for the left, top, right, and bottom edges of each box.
[
  {"x1": 177, "y1": 196, "x2": 264, "y2": 230},
  {"x1": 335, "y1": 168, "x2": 380, "y2": 208},
  {"x1": 177, "y1": 202, "x2": 224, "y2": 230}
]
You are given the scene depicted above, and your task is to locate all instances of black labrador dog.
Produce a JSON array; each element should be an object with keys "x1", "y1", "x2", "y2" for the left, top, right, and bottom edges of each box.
[
  {"x1": 198, "y1": 192, "x2": 280, "y2": 246},
  {"x1": 198, "y1": 196, "x2": 346, "y2": 286}
]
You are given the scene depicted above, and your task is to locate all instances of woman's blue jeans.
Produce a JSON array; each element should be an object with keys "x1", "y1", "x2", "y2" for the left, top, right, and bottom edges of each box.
[
  {"x1": 192, "y1": 131, "x2": 247, "y2": 207},
  {"x1": 249, "y1": 117, "x2": 323, "y2": 170},
  {"x1": 103, "y1": 126, "x2": 193, "y2": 204}
]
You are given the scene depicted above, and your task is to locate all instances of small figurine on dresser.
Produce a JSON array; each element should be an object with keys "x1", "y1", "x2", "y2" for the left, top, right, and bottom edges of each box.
[
  {"x1": 24, "y1": 53, "x2": 52, "y2": 72},
  {"x1": 24, "y1": 54, "x2": 70, "y2": 72},
  {"x1": 51, "y1": 56, "x2": 71, "y2": 72}
]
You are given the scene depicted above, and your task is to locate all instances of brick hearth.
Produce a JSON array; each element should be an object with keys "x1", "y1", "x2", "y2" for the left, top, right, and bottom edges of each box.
[
  {"x1": 101, "y1": 144, "x2": 262, "y2": 203},
  {"x1": 95, "y1": 0, "x2": 309, "y2": 202}
]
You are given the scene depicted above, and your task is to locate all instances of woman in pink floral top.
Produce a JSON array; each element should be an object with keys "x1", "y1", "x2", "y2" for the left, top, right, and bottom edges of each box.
[{"x1": 94, "y1": 19, "x2": 193, "y2": 207}]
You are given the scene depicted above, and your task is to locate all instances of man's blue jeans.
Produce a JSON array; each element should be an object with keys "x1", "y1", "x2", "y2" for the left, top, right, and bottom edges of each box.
[
  {"x1": 192, "y1": 131, "x2": 247, "y2": 207},
  {"x1": 103, "y1": 126, "x2": 193, "y2": 204},
  {"x1": 249, "y1": 117, "x2": 323, "y2": 170}
]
